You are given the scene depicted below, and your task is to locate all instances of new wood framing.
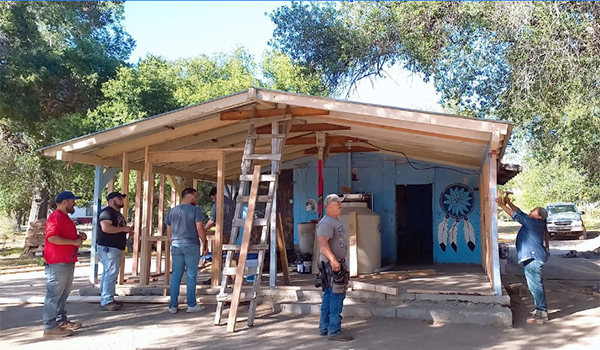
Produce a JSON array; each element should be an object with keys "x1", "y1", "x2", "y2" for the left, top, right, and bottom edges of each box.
[{"x1": 40, "y1": 87, "x2": 514, "y2": 293}]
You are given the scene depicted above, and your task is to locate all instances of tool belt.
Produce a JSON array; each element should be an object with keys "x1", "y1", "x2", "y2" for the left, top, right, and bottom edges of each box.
[{"x1": 314, "y1": 258, "x2": 349, "y2": 294}]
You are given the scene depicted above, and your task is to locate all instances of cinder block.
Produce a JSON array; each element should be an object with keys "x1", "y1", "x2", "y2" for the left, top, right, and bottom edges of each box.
[
  {"x1": 395, "y1": 306, "x2": 428, "y2": 320},
  {"x1": 341, "y1": 305, "x2": 373, "y2": 318}
]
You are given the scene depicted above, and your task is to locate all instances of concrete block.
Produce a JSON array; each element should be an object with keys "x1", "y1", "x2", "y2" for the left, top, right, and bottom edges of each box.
[
  {"x1": 395, "y1": 305, "x2": 429, "y2": 320},
  {"x1": 341, "y1": 305, "x2": 373, "y2": 318},
  {"x1": 276, "y1": 302, "x2": 321, "y2": 315},
  {"x1": 386, "y1": 292, "x2": 416, "y2": 302},
  {"x1": 347, "y1": 290, "x2": 386, "y2": 301}
]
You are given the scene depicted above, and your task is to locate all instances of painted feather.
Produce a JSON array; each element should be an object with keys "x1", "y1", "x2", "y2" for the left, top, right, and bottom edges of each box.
[{"x1": 437, "y1": 216, "x2": 448, "y2": 252}]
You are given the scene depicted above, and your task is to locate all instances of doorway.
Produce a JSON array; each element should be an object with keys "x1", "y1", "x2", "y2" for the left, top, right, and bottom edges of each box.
[{"x1": 396, "y1": 184, "x2": 433, "y2": 265}]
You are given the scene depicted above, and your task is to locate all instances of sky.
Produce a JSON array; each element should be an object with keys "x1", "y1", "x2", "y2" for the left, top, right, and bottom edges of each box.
[{"x1": 123, "y1": 1, "x2": 442, "y2": 112}]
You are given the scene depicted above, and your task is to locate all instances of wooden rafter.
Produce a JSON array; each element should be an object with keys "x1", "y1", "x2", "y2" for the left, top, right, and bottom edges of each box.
[
  {"x1": 220, "y1": 107, "x2": 328, "y2": 121},
  {"x1": 255, "y1": 123, "x2": 350, "y2": 134},
  {"x1": 304, "y1": 146, "x2": 378, "y2": 154},
  {"x1": 285, "y1": 135, "x2": 367, "y2": 145}
]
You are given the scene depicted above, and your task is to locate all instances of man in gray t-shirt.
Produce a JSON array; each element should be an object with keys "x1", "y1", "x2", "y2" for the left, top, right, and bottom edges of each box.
[
  {"x1": 204, "y1": 187, "x2": 236, "y2": 243},
  {"x1": 317, "y1": 214, "x2": 347, "y2": 263},
  {"x1": 317, "y1": 194, "x2": 352, "y2": 341},
  {"x1": 164, "y1": 188, "x2": 207, "y2": 314}
]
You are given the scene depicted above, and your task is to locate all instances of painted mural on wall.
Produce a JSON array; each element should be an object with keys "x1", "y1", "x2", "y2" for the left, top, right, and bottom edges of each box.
[{"x1": 438, "y1": 183, "x2": 476, "y2": 252}]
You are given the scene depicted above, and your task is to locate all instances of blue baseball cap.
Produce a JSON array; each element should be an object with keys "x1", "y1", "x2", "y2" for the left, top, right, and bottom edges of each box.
[{"x1": 56, "y1": 191, "x2": 82, "y2": 203}]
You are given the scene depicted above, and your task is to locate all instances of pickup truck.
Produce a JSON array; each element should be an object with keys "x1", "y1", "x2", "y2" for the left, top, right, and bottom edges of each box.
[{"x1": 546, "y1": 202, "x2": 587, "y2": 240}]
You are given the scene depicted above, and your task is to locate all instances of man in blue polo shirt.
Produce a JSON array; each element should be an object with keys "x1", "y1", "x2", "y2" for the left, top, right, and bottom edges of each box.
[{"x1": 496, "y1": 192, "x2": 549, "y2": 323}]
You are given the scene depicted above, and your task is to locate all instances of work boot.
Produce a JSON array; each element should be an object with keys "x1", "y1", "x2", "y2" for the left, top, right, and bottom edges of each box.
[
  {"x1": 101, "y1": 302, "x2": 122, "y2": 311},
  {"x1": 328, "y1": 332, "x2": 353, "y2": 341},
  {"x1": 60, "y1": 320, "x2": 82, "y2": 330},
  {"x1": 43, "y1": 327, "x2": 73, "y2": 338}
]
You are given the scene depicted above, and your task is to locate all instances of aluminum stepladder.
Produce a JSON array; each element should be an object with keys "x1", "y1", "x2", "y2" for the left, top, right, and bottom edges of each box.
[{"x1": 214, "y1": 118, "x2": 291, "y2": 333}]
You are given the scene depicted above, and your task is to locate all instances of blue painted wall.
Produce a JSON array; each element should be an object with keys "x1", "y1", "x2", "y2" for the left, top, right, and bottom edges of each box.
[
  {"x1": 285, "y1": 153, "x2": 481, "y2": 265},
  {"x1": 432, "y1": 169, "x2": 481, "y2": 264}
]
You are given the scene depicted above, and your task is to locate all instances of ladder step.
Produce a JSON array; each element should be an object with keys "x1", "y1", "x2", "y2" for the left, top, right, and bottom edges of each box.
[
  {"x1": 237, "y1": 195, "x2": 272, "y2": 203},
  {"x1": 239, "y1": 174, "x2": 277, "y2": 182},
  {"x1": 216, "y1": 291, "x2": 257, "y2": 302},
  {"x1": 222, "y1": 244, "x2": 268, "y2": 252},
  {"x1": 248, "y1": 134, "x2": 286, "y2": 140},
  {"x1": 222, "y1": 266, "x2": 261, "y2": 276},
  {"x1": 244, "y1": 154, "x2": 282, "y2": 161},
  {"x1": 232, "y1": 218, "x2": 268, "y2": 227}
]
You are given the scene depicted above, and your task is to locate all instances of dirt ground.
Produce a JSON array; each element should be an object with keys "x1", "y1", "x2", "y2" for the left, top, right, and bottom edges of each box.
[{"x1": 0, "y1": 223, "x2": 599, "y2": 350}]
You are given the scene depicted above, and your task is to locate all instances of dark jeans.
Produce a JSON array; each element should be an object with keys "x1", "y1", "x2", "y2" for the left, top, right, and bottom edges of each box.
[
  {"x1": 319, "y1": 287, "x2": 346, "y2": 336},
  {"x1": 43, "y1": 263, "x2": 75, "y2": 330}
]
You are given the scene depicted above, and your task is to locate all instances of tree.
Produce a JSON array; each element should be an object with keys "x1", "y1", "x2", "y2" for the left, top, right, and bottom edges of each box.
[
  {"x1": 0, "y1": 1, "x2": 134, "y2": 223},
  {"x1": 268, "y1": 1, "x2": 600, "y2": 199}
]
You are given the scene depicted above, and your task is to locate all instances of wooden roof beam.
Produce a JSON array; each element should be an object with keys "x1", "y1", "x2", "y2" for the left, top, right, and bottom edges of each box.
[
  {"x1": 255, "y1": 123, "x2": 350, "y2": 135},
  {"x1": 285, "y1": 135, "x2": 367, "y2": 146},
  {"x1": 220, "y1": 107, "x2": 328, "y2": 121},
  {"x1": 304, "y1": 146, "x2": 378, "y2": 155}
]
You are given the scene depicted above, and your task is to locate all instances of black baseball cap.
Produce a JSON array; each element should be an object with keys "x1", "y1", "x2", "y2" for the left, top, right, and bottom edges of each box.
[{"x1": 107, "y1": 192, "x2": 126, "y2": 201}]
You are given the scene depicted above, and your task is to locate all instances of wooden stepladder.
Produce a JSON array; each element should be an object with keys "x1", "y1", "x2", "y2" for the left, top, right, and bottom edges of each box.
[{"x1": 215, "y1": 119, "x2": 291, "y2": 332}]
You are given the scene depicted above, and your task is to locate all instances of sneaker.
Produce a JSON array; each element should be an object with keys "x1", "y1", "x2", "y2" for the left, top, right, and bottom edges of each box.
[
  {"x1": 186, "y1": 304, "x2": 207, "y2": 313},
  {"x1": 529, "y1": 310, "x2": 549, "y2": 321},
  {"x1": 101, "y1": 302, "x2": 122, "y2": 311},
  {"x1": 527, "y1": 314, "x2": 547, "y2": 324},
  {"x1": 43, "y1": 327, "x2": 73, "y2": 338},
  {"x1": 319, "y1": 331, "x2": 328, "y2": 336},
  {"x1": 60, "y1": 320, "x2": 82, "y2": 330},
  {"x1": 168, "y1": 307, "x2": 178, "y2": 314},
  {"x1": 327, "y1": 332, "x2": 353, "y2": 341}
]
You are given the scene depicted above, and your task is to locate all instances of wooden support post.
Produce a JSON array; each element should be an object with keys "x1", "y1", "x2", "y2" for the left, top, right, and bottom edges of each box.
[
  {"x1": 192, "y1": 179, "x2": 198, "y2": 191},
  {"x1": 489, "y1": 132, "x2": 501, "y2": 295},
  {"x1": 212, "y1": 151, "x2": 225, "y2": 287},
  {"x1": 277, "y1": 214, "x2": 291, "y2": 286},
  {"x1": 227, "y1": 165, "x2": 261, "y2": 333},
  {"x1": 107, "y1": 177, "x2": 115, "y2": 193},
  {"x1": 132, "y1": 171, "x2": 143, "y2": 277},
  {"x1": 118, "y1": 154, "x2": 129, "y2": 285},
  {"x1": 156, "y1": 174, "x2": 165, "y2": 275},
  {"x1": 348, "y1": 211, "x2": 358, "y2": 277},
  {"x1": 140, "y1": 147, "x2": 155, "y2": 285}
]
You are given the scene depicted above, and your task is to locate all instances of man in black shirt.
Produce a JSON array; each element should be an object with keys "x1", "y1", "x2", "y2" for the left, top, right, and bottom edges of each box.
[{"x1": 97, "y1": 192, "x2": 133, "y2": 311}]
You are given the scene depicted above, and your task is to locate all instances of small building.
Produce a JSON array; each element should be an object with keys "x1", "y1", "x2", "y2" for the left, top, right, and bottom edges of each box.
[{"x1": 40, "y1": 88, "x2": 516, "y2": 296}]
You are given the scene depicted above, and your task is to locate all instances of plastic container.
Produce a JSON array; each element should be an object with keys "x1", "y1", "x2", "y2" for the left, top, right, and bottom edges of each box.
[{"x1": 297, "y1": 222, "x2": 316, "y2": 254}]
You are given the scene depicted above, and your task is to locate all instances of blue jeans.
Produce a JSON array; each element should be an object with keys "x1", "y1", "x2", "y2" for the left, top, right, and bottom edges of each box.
[
  {"x1": 97, "y1": 245, "x2": 123, "y2": 307},
  {"x1": 43, "y1": 263, "x2": 75, "y2": 330},
  {"x1": 523, "y1": 259, "x2": 547, "y2": 312},
  {"x1": 170, "y1": 244, "x2": 200, "y2": 308},
  {"x1": 319, "y1": 287, "x2": 346, "y2": 336}
]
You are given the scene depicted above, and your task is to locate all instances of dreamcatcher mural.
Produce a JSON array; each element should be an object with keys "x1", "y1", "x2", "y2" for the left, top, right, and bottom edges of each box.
[{"x1": 438, "y1": 183, "x2": 476, "y2": 252}]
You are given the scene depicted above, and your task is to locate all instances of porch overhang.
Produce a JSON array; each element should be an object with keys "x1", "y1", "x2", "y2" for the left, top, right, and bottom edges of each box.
[{"x1": 40, "y1": 88, "x2": 514, "y2": 182}]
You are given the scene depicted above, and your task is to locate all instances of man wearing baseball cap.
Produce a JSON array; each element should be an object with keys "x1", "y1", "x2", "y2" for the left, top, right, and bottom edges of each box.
[
  {"x1": 43, "y1": 191, "x2": 87, "y2": 338},
  {"x1": 317, "y1": 194, "x2": 352, "y2": 341},
  {"x1": 96, "y1": 192, "x2": 133, "y2": 311},
  {"x1": 496, "y1": 191, "x2": 550, "y2": 324}
]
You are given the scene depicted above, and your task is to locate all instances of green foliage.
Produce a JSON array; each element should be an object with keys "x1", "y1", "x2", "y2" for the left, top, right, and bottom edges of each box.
[
  {"x1": 269, "y1": 1, "x2": 600, "y2": 200},
  {"x1": 0, "y1": 1, "x2": 133, "y2": 217},
  {"x1": 261, "y1": 50, "x2": 330, "y2": 96},
  {"x1": 504, "y1": 159, "x2": 592, "y2": 211}
]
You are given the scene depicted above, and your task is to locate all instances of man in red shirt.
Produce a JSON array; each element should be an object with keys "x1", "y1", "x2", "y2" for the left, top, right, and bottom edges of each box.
[{"x1": 43, "y1": 191, "x2": 87, "y2": 338}]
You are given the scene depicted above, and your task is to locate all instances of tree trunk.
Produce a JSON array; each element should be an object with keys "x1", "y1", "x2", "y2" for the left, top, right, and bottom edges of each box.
[
  {"x1": 26, "y1": 185, "x2": 49, "y2": 231},
  {"x1": 11, "y1": 211, "x2": 22, "y2": 232}
]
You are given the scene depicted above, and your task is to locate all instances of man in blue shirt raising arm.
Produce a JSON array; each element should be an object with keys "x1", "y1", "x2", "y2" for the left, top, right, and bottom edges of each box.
[{"x1": 496, "y1": 191, "x2": 550, "y2": 324}]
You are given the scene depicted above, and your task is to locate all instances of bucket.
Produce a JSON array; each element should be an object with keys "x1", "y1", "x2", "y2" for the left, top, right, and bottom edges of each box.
[{"x1": 297, "y1": 222, "x2": 316, "y2": 254}]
